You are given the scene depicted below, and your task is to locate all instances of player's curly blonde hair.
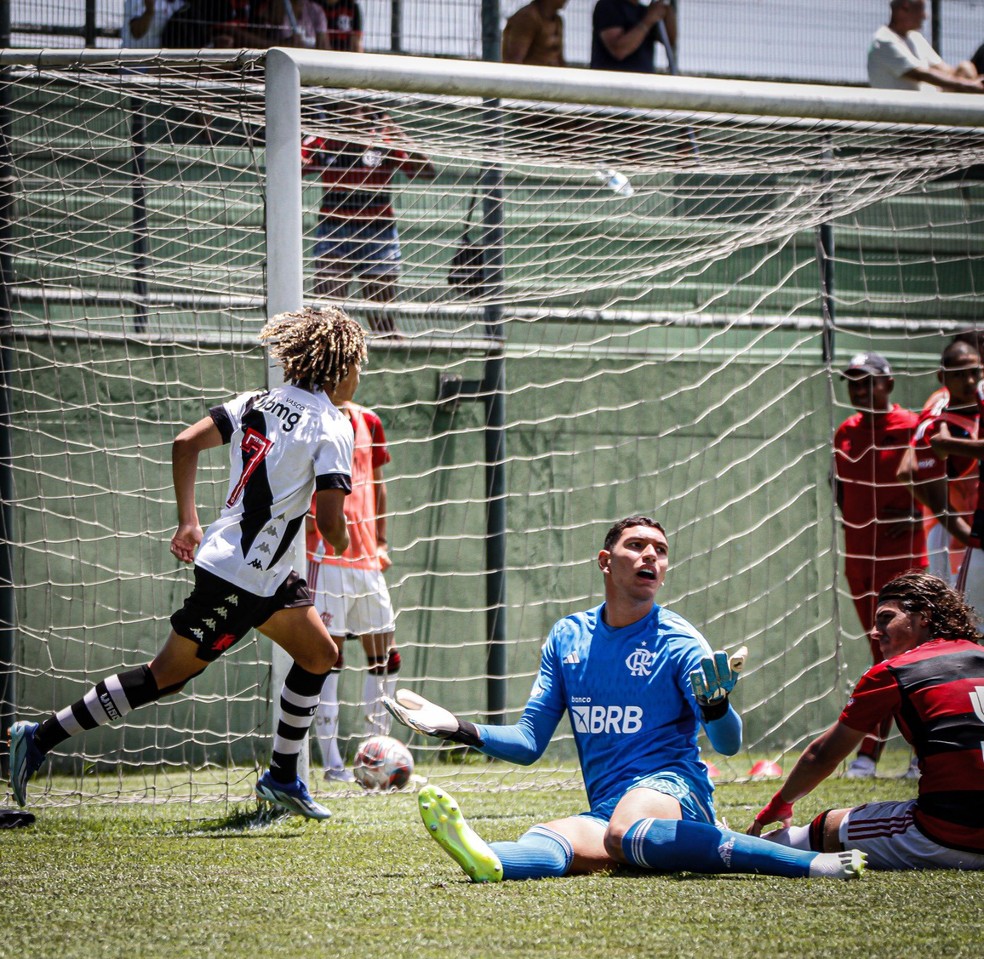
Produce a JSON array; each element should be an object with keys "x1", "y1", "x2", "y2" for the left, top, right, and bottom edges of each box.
[
  {"x1": 877, "y1": 571, "x2": 981, "y2": 641},
  {"x1": 259, "y1": 307, "x2": 367, "y2": 394}
]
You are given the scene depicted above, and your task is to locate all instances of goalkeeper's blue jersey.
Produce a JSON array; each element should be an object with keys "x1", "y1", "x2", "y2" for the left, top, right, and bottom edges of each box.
[{"x1": 476, "y1": 602, "x2": 716, "y2": 810}]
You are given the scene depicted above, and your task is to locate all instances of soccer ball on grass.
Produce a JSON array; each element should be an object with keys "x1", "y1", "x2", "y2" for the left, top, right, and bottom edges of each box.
[{"x1": 353, "y1": 735, "x2": 414, "y2": 791}]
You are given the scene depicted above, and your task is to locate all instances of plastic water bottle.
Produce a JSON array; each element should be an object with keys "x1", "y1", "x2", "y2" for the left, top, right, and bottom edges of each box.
[{"x1": 596, "y1": 168, "x2": 634, "y2": 198}]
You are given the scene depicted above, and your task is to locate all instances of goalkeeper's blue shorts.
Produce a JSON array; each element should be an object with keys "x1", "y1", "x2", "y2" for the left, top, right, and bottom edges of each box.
[{"x1": 579, "y1": 768, "x2": 716, "y2": 827}]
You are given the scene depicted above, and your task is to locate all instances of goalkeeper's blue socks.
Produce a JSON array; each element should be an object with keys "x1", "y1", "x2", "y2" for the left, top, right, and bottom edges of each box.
[
  {"x1": 622, "y1": 818, "x2": 863, "y2": 879},
  {"x1": 491, "y1": 825, "x2": 574, "y2": 880}
]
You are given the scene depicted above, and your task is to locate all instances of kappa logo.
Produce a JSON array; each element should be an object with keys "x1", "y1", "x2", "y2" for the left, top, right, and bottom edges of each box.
[
  {"x1": 570, "y1": 705, "x2": 643, "y2": 735},
  {"x1": 225, "y1": 594, "x2": 239, "y2": 606},
  {"x1": 215, "y1": 606, "x2": 228, "y2": 619},
  {"x1": 256, "y1": 542, "x2": 272, "y2": 555},
  {"x1": 249, "y1": 559, "x2": 264, "y2": 570},
  {"x1": 212, "y1": 634, "x2": 237, "y2": 653},
  {"x1": 203, "y1": 618, "x2": 216, "y2": 631},
  {"x1": 625, "y1": 647, "x2": 656, "y2": 677}
]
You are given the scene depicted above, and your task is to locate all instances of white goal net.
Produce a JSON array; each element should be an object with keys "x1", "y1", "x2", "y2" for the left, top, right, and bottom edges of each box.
[{"x1": 1, "y1": 49, "x2": 982, "y2": 806}]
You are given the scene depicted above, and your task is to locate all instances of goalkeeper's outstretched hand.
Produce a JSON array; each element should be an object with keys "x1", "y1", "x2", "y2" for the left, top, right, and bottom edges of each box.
[
  {"x1": 689, "y1": 646, "x2": 747, "y2": 717},
  {"x1": 383, "y1": 689, "x2": 483, "y2": 748}
]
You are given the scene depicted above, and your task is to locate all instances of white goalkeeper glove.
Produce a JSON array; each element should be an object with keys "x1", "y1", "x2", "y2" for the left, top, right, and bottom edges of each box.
[
  {"x1": 689, "y1": 646, "x2": 747, "y2": 720},
  {"x1": 383, "y1": 689, "x2": 484, "y2": 747}
]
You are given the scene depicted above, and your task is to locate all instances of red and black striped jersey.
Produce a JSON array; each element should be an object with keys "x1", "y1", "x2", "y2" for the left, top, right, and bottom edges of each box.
[
  {"x1": 319, "y1": 0, "x2": 362, "y2": 50},
  {"x1": 840, "y1": 638, "x2": 984, "y2": 853},
  {"x1": 302, "y1": 136, "x2": 415, "y2": 221}
]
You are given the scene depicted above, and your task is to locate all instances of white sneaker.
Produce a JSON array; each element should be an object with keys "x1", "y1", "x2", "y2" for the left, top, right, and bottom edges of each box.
[
  {"x1": 325, "y1": 766, "x2": 355, "y2": 783},
  {"x1": 901, "y1": 757, "x2": 920, "y2": 780},
  {"x1": 844, "y1": 756, "x2": 876, "y2": 779}
]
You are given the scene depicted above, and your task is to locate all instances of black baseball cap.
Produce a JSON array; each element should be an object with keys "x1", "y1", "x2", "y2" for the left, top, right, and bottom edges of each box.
[{"x1": 841, "y1": 351, "x2": 892, "y2": 379}]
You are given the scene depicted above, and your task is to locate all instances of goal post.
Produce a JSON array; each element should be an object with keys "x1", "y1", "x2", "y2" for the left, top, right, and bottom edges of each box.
[{"x1": 1, "y1": 48, "x2": 982, "y2": 806}]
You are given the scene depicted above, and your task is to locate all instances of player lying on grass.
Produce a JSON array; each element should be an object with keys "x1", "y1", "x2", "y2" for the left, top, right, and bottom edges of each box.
[
  {"x1": 385, "y1": 516, "x2": 866, "y2": 882},
  {"x1": 749, "y1": 571, "x2": 984, "y2": 870},
  {"x1": 8, "y1": 307, "x2": 367, "y2": 820}
]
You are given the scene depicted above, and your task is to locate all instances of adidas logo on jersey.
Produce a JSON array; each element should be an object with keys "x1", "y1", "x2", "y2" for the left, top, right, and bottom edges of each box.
[{"x1": 562, "y1": 651, "x2": 580, "y2": 665}]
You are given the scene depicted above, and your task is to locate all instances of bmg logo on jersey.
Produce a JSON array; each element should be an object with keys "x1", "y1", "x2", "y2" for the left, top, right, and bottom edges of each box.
[
  {"x1": 625, "y1": 647, "x2": 656, "y2": 677},
  {"x1": 571, "y1": 705, "x2": 643, "y2": 735},
  {"x1": 257, "y1": 394, "x2": 303, "y2": 433}
]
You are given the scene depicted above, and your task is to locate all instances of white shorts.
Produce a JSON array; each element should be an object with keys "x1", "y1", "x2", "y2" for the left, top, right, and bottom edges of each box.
[
  {"x1": 840, "y1": 800, "x2": 984, "y2": 870},
  {"x1": 308, "y1": 561, "x2": 395, "y2": 637}
]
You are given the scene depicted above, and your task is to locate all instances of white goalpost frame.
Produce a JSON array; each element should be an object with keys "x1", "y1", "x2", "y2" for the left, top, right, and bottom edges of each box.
[
  {"x1": 1, "y1": 47, "x2": 982, "y2": 804},
  {"x1": 263, "y1": 48, "x2": 983, "y2": 783},
  {"x1": 267, "y1": 48, "x2": 984, "y2": 127}
]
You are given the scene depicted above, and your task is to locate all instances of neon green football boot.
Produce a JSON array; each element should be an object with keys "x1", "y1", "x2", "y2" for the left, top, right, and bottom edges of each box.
[{"x1": 418, "y1": 784, "x2": 503, "y2": 883}]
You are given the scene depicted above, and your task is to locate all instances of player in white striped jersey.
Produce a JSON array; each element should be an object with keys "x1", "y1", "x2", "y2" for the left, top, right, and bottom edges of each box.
[{"x1": 8, "y1": 307, "x2": 366, "y2": 820}]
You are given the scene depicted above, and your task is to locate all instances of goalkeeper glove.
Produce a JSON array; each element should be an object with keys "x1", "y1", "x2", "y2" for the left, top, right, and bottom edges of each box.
[
  {"x1": 383, "y1": 689, "x2": 484, "y2": 748},
  {"x1": 689, "y1": 646, "x2": 747, "y2": 721}
]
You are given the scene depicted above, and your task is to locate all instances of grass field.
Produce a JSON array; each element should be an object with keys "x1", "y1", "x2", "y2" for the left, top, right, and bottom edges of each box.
[{"x1": 3, "y1": 765, "x2": 983, "y2": 959}]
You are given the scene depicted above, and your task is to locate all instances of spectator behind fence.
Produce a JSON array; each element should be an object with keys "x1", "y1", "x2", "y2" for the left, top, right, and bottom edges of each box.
[
  {"x1": 302, "y1": 106, "x2": 436, "y2": 335},
  {"x1": 590, "y1": 0, "x2": 676, "y2": 74},
  {"x1": 317, "y1": 0, "x2": 364, "y2": 51},
  {"x1": 832, "y1": 351, "x2": 927, "y2": 780},
  {"x1": 897, "y1": 339, "x2": 983, "y2": 587},
  {"x1": 502, "y1": 0, "x2": 567, "y2": 67},
  {"x1": 123, "y1": 0, "x2": 184, "y2": 47},
  {"x1": 868, "y1": 0, "x2": 983, "y2": 93},
  {"x1": 253, "y1": 0, "x2": 329, "y2": 47}
]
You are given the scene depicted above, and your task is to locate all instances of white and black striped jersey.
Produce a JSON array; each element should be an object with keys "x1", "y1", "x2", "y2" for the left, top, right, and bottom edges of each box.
[{"x1": 194, "y1": 385, "x2": 353, "y2": 596}]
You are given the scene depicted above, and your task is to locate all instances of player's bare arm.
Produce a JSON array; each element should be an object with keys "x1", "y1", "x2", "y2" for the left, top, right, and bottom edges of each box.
[
  {"x1": 930, "y1": 422, "x2": 984, "y2": 459},
  {"x1": 316, "y1": 487, "x2": 349, "y2": 555},
  {"x1": 170, "y1": 416, "x2": 223, "y2": 564},
  {"x1": 896, "y1": 454, "x2": 973, "y2": 545},
  {"x1": 747, "y1": 721, "x2": 864, "y2": 836}
]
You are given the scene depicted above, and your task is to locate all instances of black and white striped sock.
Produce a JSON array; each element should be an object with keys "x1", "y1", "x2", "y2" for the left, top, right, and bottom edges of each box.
[
  {"x1": 270, "y1": 663, "x2": 329, "y2": 784},
  {"x1": 35, "y1": 665, "x2": 161, "y2": 754}
]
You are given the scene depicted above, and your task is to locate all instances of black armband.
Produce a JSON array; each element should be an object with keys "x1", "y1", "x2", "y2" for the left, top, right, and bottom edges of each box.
[
  {"x1": 698, "y1": 696, "x2": 730, "y2": 723},
  {"x1": 445, "y1": 720, "x2": 483, "y2": 748}
]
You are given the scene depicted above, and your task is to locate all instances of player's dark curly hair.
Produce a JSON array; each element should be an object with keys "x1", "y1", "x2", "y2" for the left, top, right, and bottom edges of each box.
[
  {"x1": 603, "y1": 515, "x2": 666, "y2": 553},
  {"x1": 877, "y1": 571, "x2": 981, "y2": 642},
  {"x1": 259, "y1": 307, "x2": 366, "y2": 394}
]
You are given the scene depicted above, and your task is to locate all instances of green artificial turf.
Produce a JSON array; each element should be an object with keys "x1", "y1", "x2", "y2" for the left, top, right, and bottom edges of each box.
[{"x1": 2, "y1": 771, "x2": 982, "y2": 959}]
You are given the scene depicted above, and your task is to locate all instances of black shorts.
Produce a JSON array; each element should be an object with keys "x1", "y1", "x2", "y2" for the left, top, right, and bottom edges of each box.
[{"x1": 170, "y1": 567, "x2": 313, "y2": 662}]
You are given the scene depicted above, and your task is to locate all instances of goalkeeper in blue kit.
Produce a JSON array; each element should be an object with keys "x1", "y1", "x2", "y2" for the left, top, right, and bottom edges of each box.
[{"x1": 386, "y1": 516, "x2": 866, "y2": 882}]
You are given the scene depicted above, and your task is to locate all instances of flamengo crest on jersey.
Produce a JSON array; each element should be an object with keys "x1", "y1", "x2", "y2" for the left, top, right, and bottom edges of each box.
[
  {"x1": 532, "y1": 603, "x2": 716, "y2": 808},
  {"x1": 194, "y1": 385, "x2": 353, "y2": 597}
]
